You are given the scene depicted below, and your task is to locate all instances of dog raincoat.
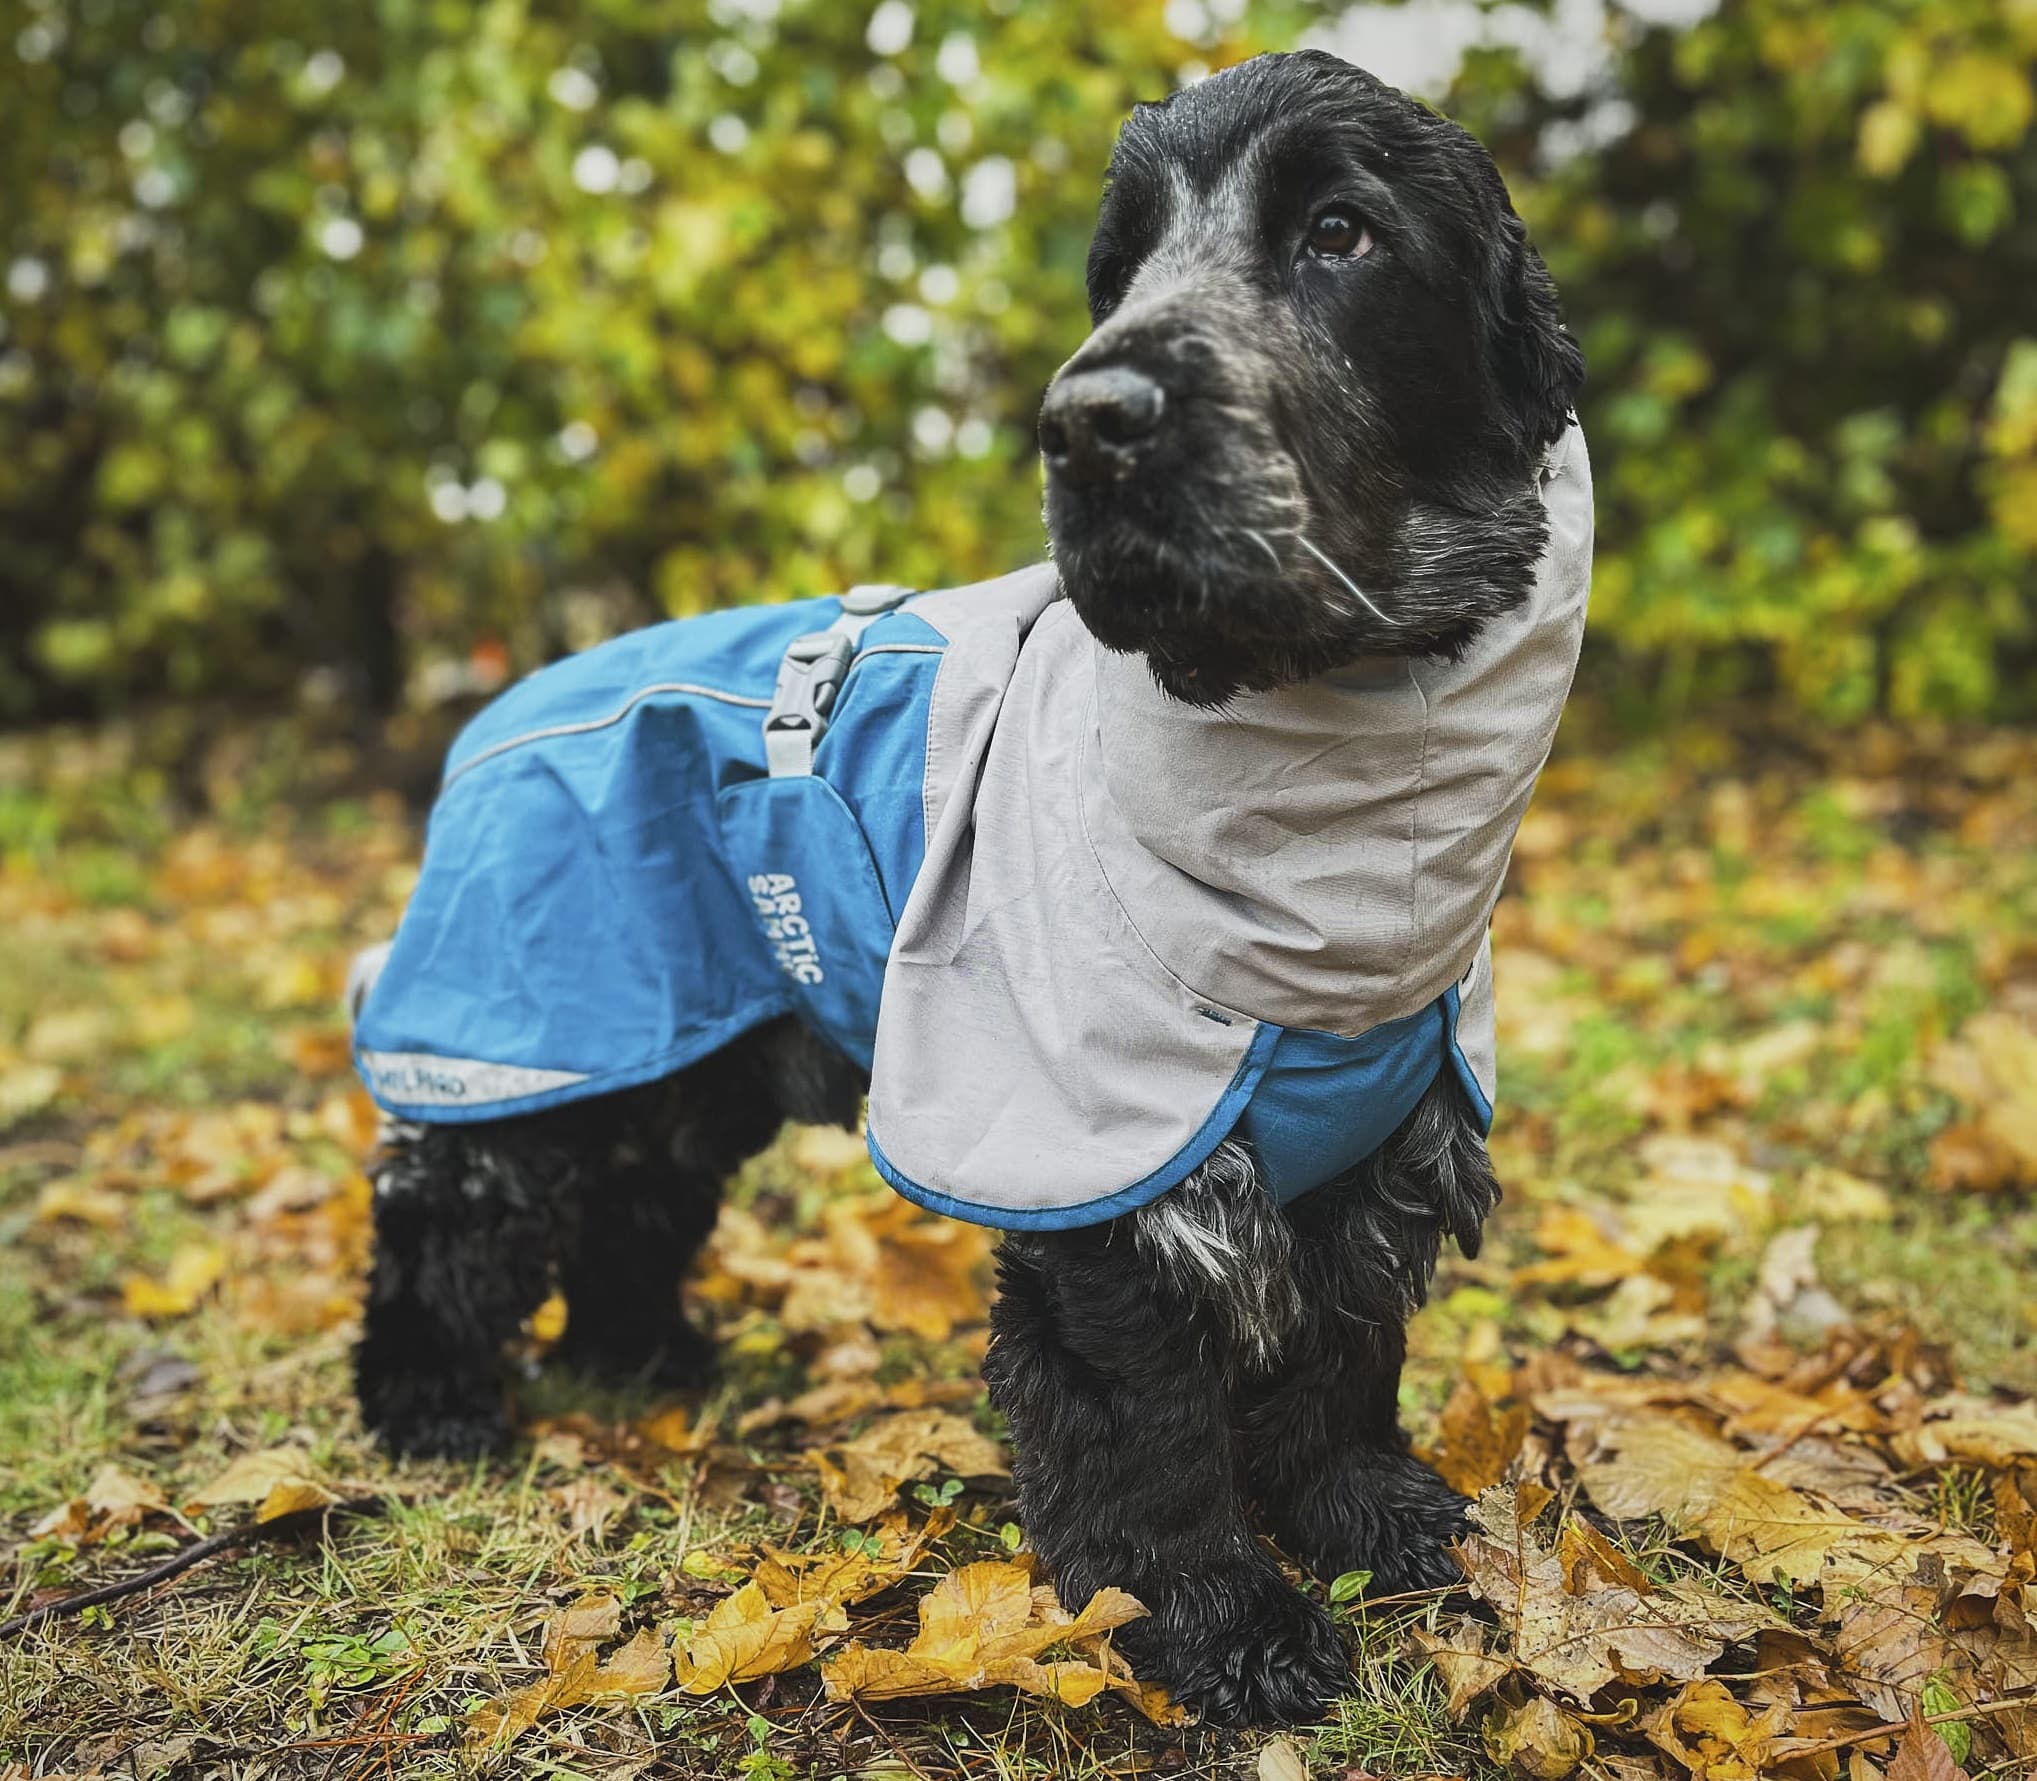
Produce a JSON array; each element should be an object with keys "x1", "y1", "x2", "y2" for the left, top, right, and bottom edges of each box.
[{"x1": 354, "y1": 424, "x2": 1592, "y2": 1230}]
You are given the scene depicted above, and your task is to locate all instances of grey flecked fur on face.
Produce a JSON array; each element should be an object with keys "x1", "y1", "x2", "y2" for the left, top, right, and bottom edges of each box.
[{"x1": 1041, "y1": 49, "x2": 1583, "y2": 706}]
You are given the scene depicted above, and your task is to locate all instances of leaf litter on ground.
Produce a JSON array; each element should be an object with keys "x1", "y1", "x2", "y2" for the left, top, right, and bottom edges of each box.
[{"x1": 11, "y1": 723, "x2": 2037, "y2": 1777}]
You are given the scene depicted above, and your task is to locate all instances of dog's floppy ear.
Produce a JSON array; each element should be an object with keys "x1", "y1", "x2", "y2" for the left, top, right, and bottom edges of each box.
[{"x1": 1482, "y1": 206, "x2": 1585, "y2": 455}]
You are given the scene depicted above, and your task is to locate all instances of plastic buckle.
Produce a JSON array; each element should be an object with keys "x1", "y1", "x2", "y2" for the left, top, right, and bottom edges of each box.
[{"x1": 764, "y1": 630, "x2": 856, "y2": 773}]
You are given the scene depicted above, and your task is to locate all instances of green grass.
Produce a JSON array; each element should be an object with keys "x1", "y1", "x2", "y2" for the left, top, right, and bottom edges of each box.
[{"x1": 5, "y1": 711, "x2": 2037, "y2": 1776}]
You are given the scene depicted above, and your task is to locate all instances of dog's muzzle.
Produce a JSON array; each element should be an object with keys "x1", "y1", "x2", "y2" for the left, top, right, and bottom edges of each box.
[{"x1": 1038, "y1": 364, "x2": 1167, "y2": 482}]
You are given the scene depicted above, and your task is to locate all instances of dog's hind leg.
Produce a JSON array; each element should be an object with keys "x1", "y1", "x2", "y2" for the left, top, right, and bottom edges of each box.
[
  {"x1": 355, "y1": 1116, "x2": 575, "y2": 1458},
  {"x1": 985, "y1": 1209, "x2": 1352, "y2": 1726},
  {"x1": 1235, "y1": 1073, "x2": 1498, "y2": 1597},
  {"x1": 547, "y1": 1022, "x2": 852, "y2": 1388}
]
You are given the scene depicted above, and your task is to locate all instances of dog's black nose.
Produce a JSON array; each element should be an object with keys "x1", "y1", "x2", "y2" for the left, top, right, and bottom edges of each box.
[{"x1": 1038, "y1": 366, "x2": 1165, "y2": 479}]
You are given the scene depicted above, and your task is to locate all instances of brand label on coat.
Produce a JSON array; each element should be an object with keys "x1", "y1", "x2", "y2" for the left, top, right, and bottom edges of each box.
[
  {"x1": 748, "y1": 873, "x2": 825, "y2": 984},
  {"x1": 355, "y1": 1050, "x2": 590, "y2": 1107}
]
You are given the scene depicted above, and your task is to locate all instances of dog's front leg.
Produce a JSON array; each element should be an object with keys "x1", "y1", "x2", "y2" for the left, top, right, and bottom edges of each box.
[
  {"x1": 985, "y1": 1223, "x2": 1351, "y2": 1726},
  {"x1": 1236, "y1": 1285, "x2": 1468, "y2": 1598},
  {"x1": 1234, "y1": 1082, "x2": 1495, "y2": 1597}
]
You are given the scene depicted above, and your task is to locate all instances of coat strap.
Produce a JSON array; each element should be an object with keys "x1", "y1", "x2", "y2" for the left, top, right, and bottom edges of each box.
[{"x1": 763, "y1": 584, "x2": 917, "y2": 777}]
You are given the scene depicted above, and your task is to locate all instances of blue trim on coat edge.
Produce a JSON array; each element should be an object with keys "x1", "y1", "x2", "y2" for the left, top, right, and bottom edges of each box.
[
  {"x1": 1442, "y1": 982, "x2": 1495, "y2": 1129},
  {"x1": 351, "y1": 999, "x2": 796, "y2": 1126},
  {"x1": 866, "y1": 1020, "x2": 1284, "y2": 1231}
]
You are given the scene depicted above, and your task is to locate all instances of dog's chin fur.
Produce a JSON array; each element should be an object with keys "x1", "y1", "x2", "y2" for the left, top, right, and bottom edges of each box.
[
  {"x1": 1054, "y1": 483, "x2": 1555, "y2": 707},
  {"x1": 353, "y1": 48, "x2": 1576, "y2": 1729}
]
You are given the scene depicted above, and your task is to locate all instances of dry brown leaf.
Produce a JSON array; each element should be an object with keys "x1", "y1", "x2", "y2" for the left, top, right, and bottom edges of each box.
[
  {"x1": 1927, "y1": 1122, "x2": 2024, "y2": 1193},
  {"x1": 35, "y1": 1177, "x2": 129, "y2": 1228},
  {"x1": 811, "y1": 1409, "x2": 1007, "y2": 1523},
  {"x1": 1515, "y1": 1205, "x2": 1648, "y2": 1289},
  {"x1": 27, "y1": 1497, "x2": 93, "y2": 1543},
  {"x1": 1831, "y1": 1574, "x2": 1984, "y2": 1727},
  {"x1": 186, "y1": 1446, "x2": 338, "y2": 1522},
  {"x1": 1410, "y1": 1616, "x2": 1510, "y2": 1716},
  {"x1": 1567, "y1": 1410, "x2": 1903, "y2": 1589},
  {"x1": 0, "y1": 1062, "x2": 63, "y2": 1130},
  {"x1": 1570, "y1": 1273, "x2": 1709, "y2": 1353},
  {"x1": 1887, "y1": 1715, "x2": 1972, "y2": 1781},
  {"x1": 1738, "y1": 1225, "x2": 1852, "y2": 1356},
  {"x1": 673, "y1": 1583, "x2": 825, "y2": 1692},
  {"x1": 1482, "y1": 1694, "x2": 1593, "y2": 1778},
  {"x1": 1457, "y1": 1486, "x2": 1755, "y2": 1704},
  {"x1": 1622, "y1": 1136, "x2": 1773, "y2": 1250},
  {"x1": 1929, "y1": 1013, "x2": 2037, "y2": 1177},
  {"x1": 637, "y1": 1404, "x2": 714, "y2": 1454},
  {"x1": 752, "y1": 1505, "x2": 953, "y2": 1618},
  {"x1": 83, "y1": 1464, "x2": 170, "y2": 1529},
  {"x1": 788, "y1": 1123, "x2": 873, "y2": 1179},
  {"x1": 1893, "y1": 1397, "x2": 2037, "y2": 1469},
  {"x1": 1256, "y1": 1738, "x2": 1309, "y2": 1781},
  {"x1": 552, "y1": 1477, "x2": 626, "y2": 1539},
  {"x1": 587, "y1": 1623, "x2": 671, "y2": 1694},
  {"x1": 1555, "y1": 1514, "x2": 1653, "y2": 1596},
  {"x1": 468, "y1": 1598, "x2": 670, "y2": 1747},
  {"x1": 1431, "y1": 1377, "x2": 1529, "y2": 1496},
  {"x1": 544, "y1": 1593, "x2": 623, "y2": 1660},
  {"x1": 1640, "y1": 1678, "x2": 1791, "y2": 1780},
  {"x1": 866, "y1": 1216, "x2": 992, "y2": 1340}
]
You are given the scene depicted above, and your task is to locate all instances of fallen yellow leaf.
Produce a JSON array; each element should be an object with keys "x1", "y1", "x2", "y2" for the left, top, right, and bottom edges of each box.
[
  {"x1": 1642, "y1": 1679, "x2": 1790, "y2": 1781},
  {"x1": 1429, "y1": 1375, "x2": 1528, "y2": 1496},
  {"x1": 35, "y1": 1177, "x2": 129, "y2": 1228},
  {"x1": 673, "y1": 1583, "x2": 824, "y2": 1693},
  {"x1": 811, "y1": 1409, "x2": 1007, "y2": 1523},
  {"x1": 469, "y1": 1600, "x2": 670, "y2": 1748},
  {"x1": 527, "y1": 1291, "x2": 568, "y2": 1345},
  {"x1": 1456, "y1": 1485, "x2": 1762, "y2": 1704},
  {"x1": 121, "y1": 1241, "x2": 227, "y2": 1319},
  {"x1": 821, "y1": 1561, "x2": 1162, "y2": 1717},
  {"x1": 1481, "y1": 1693, "x2": 1593, "y2": 1778},
  {"x1": 187, "y1": 1445, "x2": 337, "y2": 1522}
]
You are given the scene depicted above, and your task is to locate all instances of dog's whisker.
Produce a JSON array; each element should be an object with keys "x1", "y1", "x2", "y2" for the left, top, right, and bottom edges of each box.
[
  {"x1": 1292, "y1": 533, "x2": 1399, "y2": 626},
  {"x1": 1242, "y1": 528, "x2": 1285, "y2": 571}
]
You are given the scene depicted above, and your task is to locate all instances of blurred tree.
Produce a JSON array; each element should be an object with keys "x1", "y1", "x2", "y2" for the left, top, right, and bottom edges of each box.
[
  {"x1": 0, "y1": 0, "x2": 2031, "y2": 723},
  {"x1": 1446, "y1": 0, "x2": 2037, "y2": 719}
]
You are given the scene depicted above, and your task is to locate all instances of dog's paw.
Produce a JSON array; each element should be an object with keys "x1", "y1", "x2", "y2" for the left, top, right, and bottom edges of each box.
[
  {"x1": 1282, "y1": 1450, "x2": 1470, "y2": 1598},
  {"x1": 552, "y1": 1316, "x2": 717, "y2": 1392},
  {"x1": 358, "y1": 1378, "x2": 512, "y2": 1461},
  {"x1": 1121, "y1": 1570, "x2": 1350, "y2": 1727}
]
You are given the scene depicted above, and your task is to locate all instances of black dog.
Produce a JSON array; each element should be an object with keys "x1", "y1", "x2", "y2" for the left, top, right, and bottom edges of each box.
[{"x1": 352, "y1": 50, "x2": 1584, "y2": 1726}]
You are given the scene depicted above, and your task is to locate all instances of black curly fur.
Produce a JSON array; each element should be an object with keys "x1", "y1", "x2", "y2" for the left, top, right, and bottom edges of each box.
[{"x1": 353, "y1": 1018, "x2": 858, "y2": 1457}]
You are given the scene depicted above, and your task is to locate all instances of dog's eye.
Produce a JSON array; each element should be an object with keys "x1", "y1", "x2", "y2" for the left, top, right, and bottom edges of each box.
[{"x1": 1306, "y1": 209, "x2": 1372, "y2": 260}]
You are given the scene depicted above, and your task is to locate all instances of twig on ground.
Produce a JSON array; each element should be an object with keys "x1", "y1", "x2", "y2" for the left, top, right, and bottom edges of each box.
[
  {"x1": 0, "y1": 1496, "x2": 385, "y2": 1641},
  {"x1": 1790, "y1": 1692, "x2": 2037, "y2": 1757}
]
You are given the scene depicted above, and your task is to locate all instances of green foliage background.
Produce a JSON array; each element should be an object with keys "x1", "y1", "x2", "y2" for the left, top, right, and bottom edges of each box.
[{"x1": 2, "y1": 0, "x2": 2033, "y2": 724}]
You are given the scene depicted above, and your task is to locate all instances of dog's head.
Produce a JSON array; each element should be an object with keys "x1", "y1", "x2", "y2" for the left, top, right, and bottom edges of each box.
[{"x1": 1040, "y1": 50, "x2": 1584, "y2": 706}]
